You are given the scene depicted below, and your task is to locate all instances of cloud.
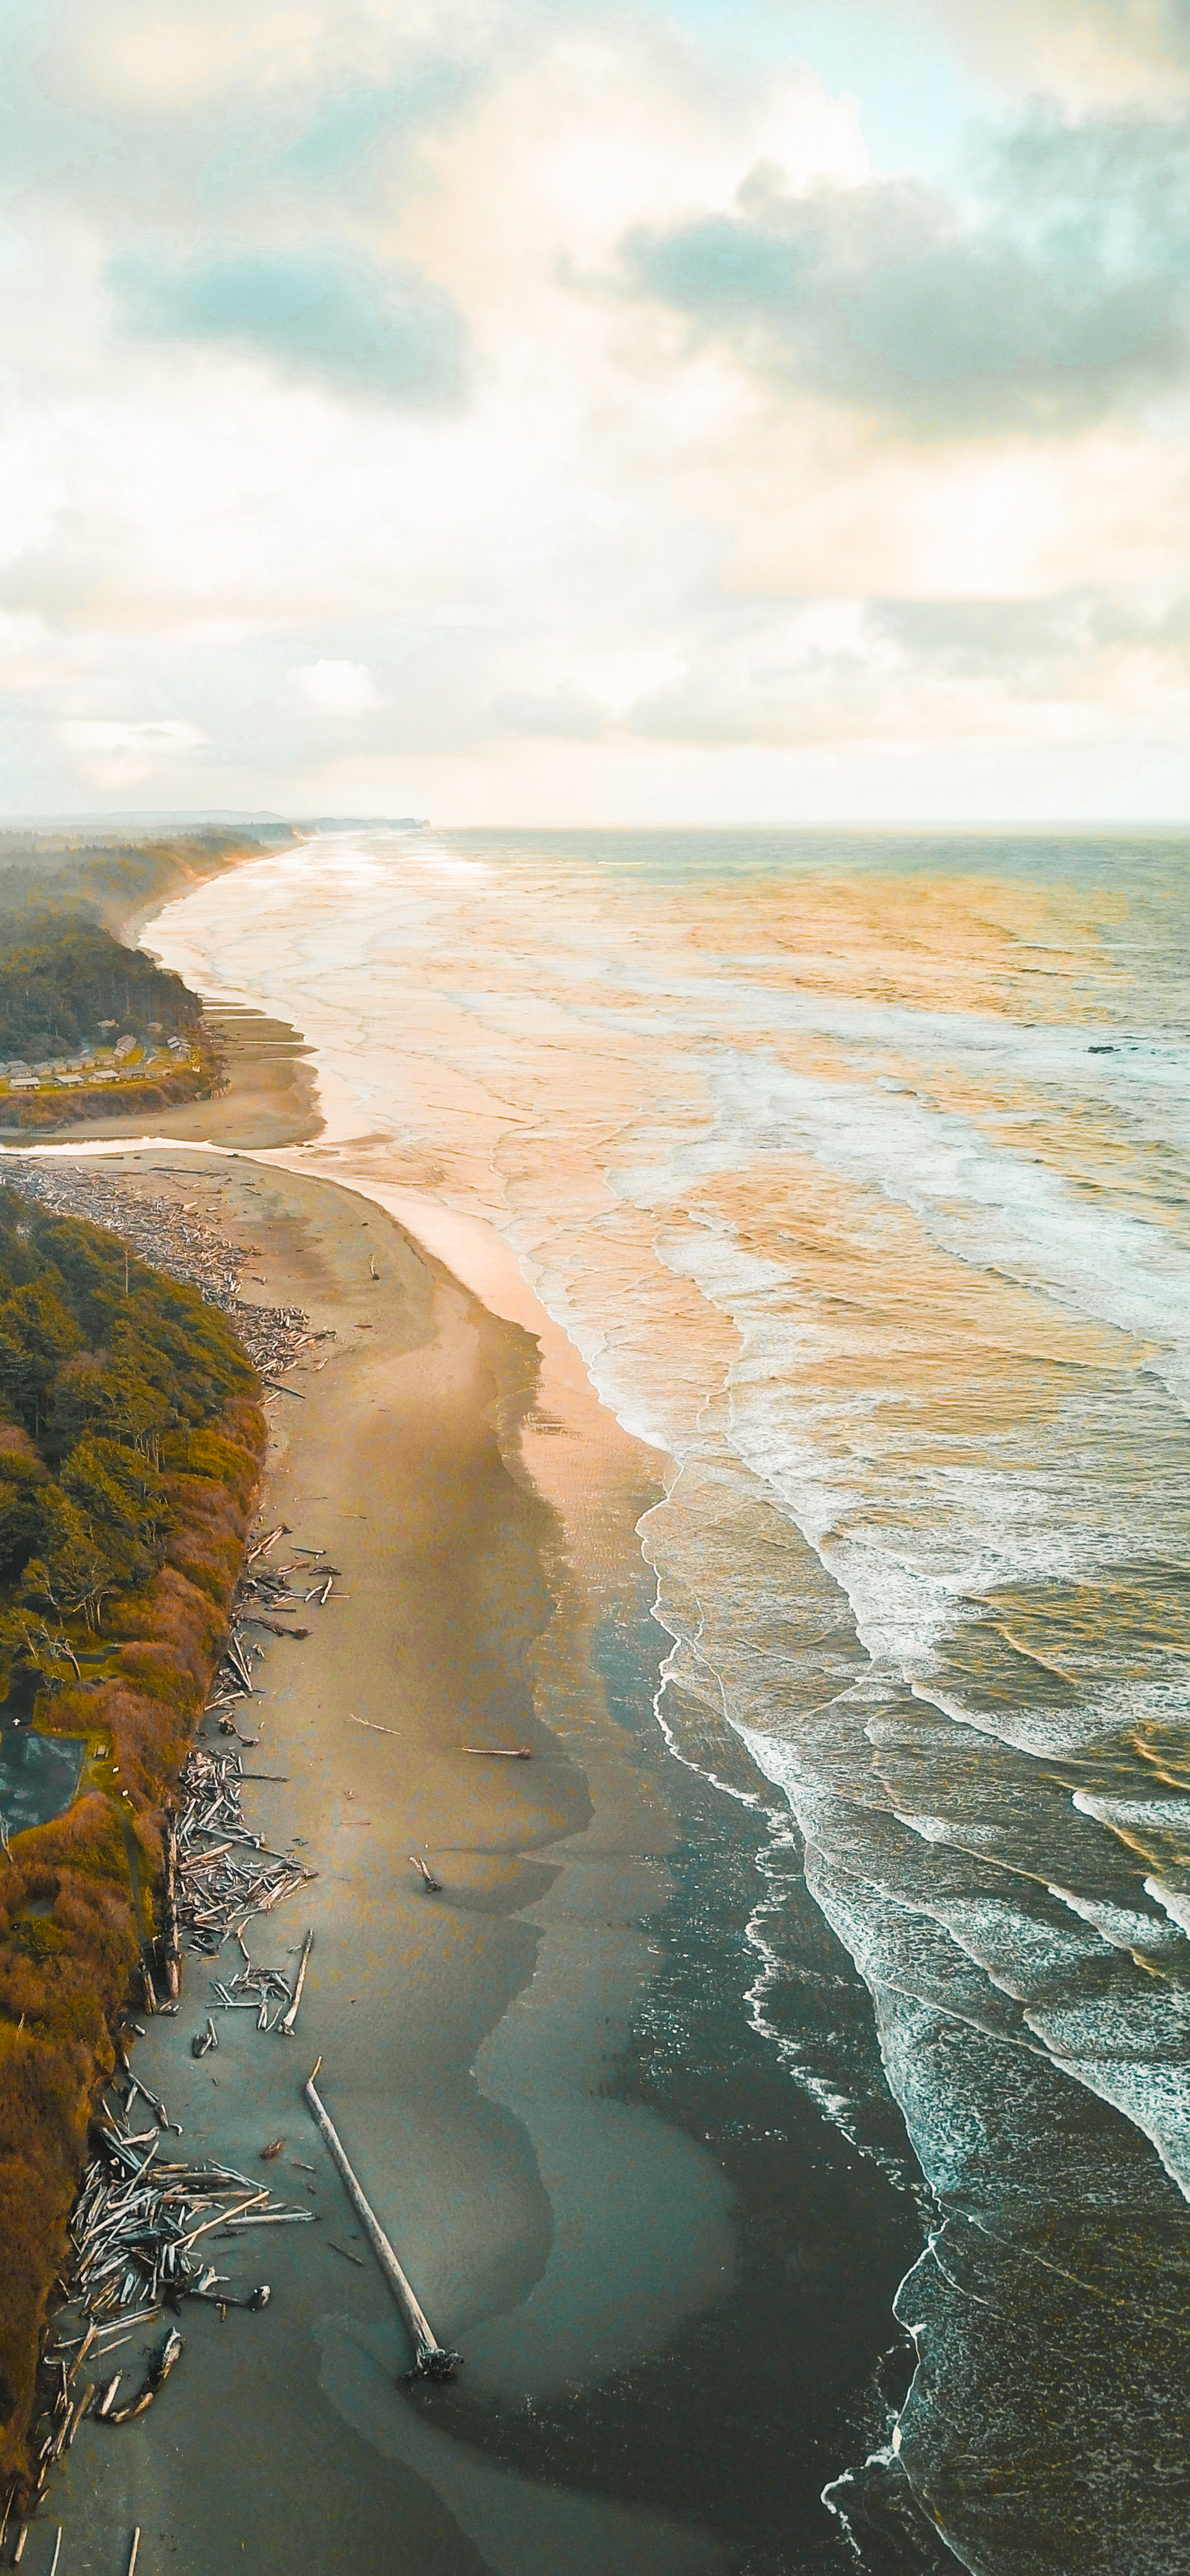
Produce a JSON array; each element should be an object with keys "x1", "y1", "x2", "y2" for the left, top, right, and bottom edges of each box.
[
  {"x1": 491, "y1": 685, "x2": 607, "y2": 739},
  {"x1": 109, "y1": 239, "x2": 470, "y2": 404},
  {"x1": 289, "y1": 658, "x2": 380, "y2": 716},
  {"x1": 620, "y1": 104, "x2": 1190, "y2": 432},
  {"x1": 59, "y1": 716, "x2": 207, "y2": 784}
]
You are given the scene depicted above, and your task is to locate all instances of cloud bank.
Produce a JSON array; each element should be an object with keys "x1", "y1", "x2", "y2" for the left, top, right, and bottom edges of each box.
[
  {"x1": 623, "y1": 106, "x2": 1190, "y2": 432},
  {"x1": 111, "y1": 240, "x2": 470, "y2": 403},
  {"x1": 1, "y1": 0, "x2": 1190, "y2": 821}
]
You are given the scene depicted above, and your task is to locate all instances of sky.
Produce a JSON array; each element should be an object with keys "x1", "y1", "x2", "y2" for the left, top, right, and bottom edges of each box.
[{"x1": 5, "y1": 0, "x2": 1190, "y2": 824}]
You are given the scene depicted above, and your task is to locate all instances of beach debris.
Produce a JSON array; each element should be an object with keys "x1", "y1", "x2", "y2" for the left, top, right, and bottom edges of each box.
[
  {"x1": 246, "y1": 1527, "x2": 288, "y2": 1564},
  {"x1": 460, "y1": 1746, "x2": 534, "y2": 1761},
  {"x1": 106, "y1": 2329, "x2": 184, "y2": 2426},
  {"x1": 327, "y1": 2241, "x2": 366, "y2": 2269},
  {"x1": 163, "y1": 1810, "x2": 180, "y2": 1998},
  {"x1": 348, "y1": 1715, "x2": 396, "y2": 1738},
  {"x1": 48, "y1": 2098, "x2": 303, "y2": 2394},
  {"x1": 408, "y1": 1856, "x2": 443, "y2": 1893},
  {"x1": 47, "y1": 2529, "x2": 61, "y2": 2576},
  {"x1": 259, "y1": 2140, "x2": 285, "y2": 2161},
  {"x1": 277, "y1": 1928, "x2": 313, "y2": 2037},
  {"x1": 190, "y1": 2016, "x2": 219, "y2": 2061},
  {"x1": 189, "y1": 2272, "x2": 270, "y2": 2312},
  {"x1": 126, "y1": 2530, "x2": 141, "y2": 2576},
  {"x1": 174, "y1": 1745, "x2": 315, "y2": 1952},
  {"x1": 303, "y1": 2060, "x2": 461, "y2": 2382}
]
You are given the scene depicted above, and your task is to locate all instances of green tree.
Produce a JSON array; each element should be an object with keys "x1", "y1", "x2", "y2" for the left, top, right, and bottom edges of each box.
[
  {"x1": 21, "y1": 1489, "x2": 122, "y2": 1629},
  {"x1": 47, "y1": 1350, "x2": 172, "y2": 1467},
  {"x1": 0, "y1": 1279, "x2": 83, "y2": 1435}
]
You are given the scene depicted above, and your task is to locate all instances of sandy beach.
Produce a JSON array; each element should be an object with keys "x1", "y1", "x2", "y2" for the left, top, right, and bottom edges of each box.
[{"x1": 10, "y1": 991, "x2": 917, "y2": 2576}]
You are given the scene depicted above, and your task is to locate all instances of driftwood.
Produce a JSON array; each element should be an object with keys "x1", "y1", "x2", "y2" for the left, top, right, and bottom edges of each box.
[
  {"x1": 173, "y1": 1744, "x2": 315, "y2": 1951},
  {"x1": 106, "y1": 2327, "x2": 183, "y2": 2426},
  {"x1": 303, "y1": 2061, "x2": 460, "y2": 2381},
  {"x1": 278, "y1": 1929, "x2": 312, "y2": 2037},
  {"x1": 60, "y1": 2105, "x2": 296, "y2": 2341},
  {"x1": 127, "y1": 2531, "x2": 140, "y2": 2576},
  {"x1": 408, "y1": 1856, "x2": 442, "y2": 1893},
  {"x1": 163, "y1": 1809, "x2": 180, "y2": 1998},
  {"x1": 460, "y1": 1746, "x2": 534, "y2": 1761},
  {"x1": 349, "y1": 1715, "x2": 397, "y2": 1738}
]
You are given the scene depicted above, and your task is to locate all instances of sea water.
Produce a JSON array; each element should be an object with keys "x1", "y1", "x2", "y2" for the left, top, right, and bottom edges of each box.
[{"x1": 148, "y1": 826, "x2": 1190, "y2": 2576}]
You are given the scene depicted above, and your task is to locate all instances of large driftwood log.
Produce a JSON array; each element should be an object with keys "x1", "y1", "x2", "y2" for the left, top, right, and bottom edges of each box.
[{"x1": 302, "y1": 2062, "x2": 460, "y2": 2381}]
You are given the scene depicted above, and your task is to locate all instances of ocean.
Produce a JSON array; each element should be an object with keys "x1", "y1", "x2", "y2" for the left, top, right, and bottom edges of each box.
[{"x1": 147, "y1": 825, "x2": 1190, "y2": 2575}]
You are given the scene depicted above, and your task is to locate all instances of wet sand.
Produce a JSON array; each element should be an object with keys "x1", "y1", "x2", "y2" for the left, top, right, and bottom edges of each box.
[{"x1": 18, "y1": 1014, "x2": 918, "y2": 2573}]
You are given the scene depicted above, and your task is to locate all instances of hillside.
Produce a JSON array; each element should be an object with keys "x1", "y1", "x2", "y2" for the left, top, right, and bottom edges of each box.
[
  {"x1": 0, "y1": 1183, "x2": 266, "y2": 2490},
  {"x1": 0, "y1": 824, "x2": 299, "y2": 1125}
]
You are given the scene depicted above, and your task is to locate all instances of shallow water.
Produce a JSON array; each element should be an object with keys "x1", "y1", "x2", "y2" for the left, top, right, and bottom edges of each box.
[
  {"x1": 0, "y1": 1665, "x2": 84, "y2": 1832},
  {"x1": 146, "y1": 825, "x2": 1190, "y2": 2573},
  {"x1": 0, "y1": 1723, "x2": 84, "y2": 1833}
]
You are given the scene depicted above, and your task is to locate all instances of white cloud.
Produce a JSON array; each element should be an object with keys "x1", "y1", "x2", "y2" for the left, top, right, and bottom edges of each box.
[
  {"x1": 59, "y1": 716, "x2": 207, "y2": 784},
  {"x1": 288, "y1": 658, "x2": 381, "y2": 716},
  {"x1": 0, "y1": 0, "x2": 1187, "y2": 817}
]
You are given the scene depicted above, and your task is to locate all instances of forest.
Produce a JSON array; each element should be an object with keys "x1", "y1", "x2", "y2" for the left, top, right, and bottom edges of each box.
[
  {"x1": 0, "y1": 824, "x2": 298, "y2": 936},
  {"x1": 0, "y1": 919, "x2": 202, "y2": 1063},
  {"x1": 0, "y1": 1185, "x2": 265, "y2": 2488}
]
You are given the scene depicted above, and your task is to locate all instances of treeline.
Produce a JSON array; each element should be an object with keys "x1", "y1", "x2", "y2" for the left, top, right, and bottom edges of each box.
[
  {"x1": 0, "y1": 1186, "x2": 266, "y2": 2489},
  {"x1": 0, "y1": 1186, "x2": 255, "y2": 1629},
  {"x1": 0, "y1": 826, "x2": 298, "y2": 936},
  {"x1": 0, "y1": 920, "x2": 202, "y2": 1062}
]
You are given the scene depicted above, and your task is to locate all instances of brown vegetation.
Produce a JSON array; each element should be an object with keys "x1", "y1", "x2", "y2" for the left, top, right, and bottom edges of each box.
[{"x1": 0, "y1": 1201, "x2": 266, "y2": 2495}]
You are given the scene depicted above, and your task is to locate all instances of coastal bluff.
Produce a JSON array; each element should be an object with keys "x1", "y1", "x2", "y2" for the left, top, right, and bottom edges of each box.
[{"x1": 0, "y1": 1183, "x2": 266, "y2": 2497}]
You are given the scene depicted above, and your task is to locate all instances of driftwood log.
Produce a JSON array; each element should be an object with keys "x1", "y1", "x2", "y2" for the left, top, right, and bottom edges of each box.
[
  {"x1": 278, "y1": 1929, "x2": 312, "y2": 2037},
  {"x1": 302, "y1": 2061, "x2": 460, "y2": 2381}
]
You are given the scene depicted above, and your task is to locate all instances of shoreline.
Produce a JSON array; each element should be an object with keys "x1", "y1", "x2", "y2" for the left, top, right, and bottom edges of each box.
[{"x1": 3, "y1": 916, "x2": 921, "y2": 2571}]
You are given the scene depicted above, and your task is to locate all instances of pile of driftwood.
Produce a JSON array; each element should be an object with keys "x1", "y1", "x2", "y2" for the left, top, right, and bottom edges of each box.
[
  {"x1": 238, "y1": 1526, "x2": 340, "y2": 1625},
  {"x1": 202, "y1": 1530, "x2": 340, "y2": 1732},
  {"x1": 173, "y1": 1745, "x2": 315, "y2": 1955},
  {"x1": 22, "y1": 2099, "x2": 315, "y2": 2488},
  {"x1": 11, "y1": 2086, "x2": 315, "y2": 2522}
]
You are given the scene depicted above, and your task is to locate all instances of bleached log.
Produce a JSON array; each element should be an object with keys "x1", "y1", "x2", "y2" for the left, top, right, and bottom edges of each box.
[{"x1": 303, "y1": 2063, "x2": 460, "y2": 2381}]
